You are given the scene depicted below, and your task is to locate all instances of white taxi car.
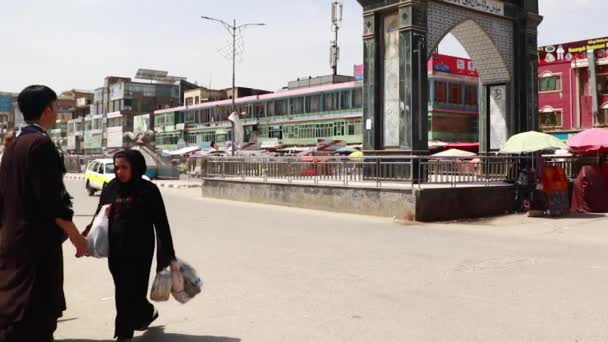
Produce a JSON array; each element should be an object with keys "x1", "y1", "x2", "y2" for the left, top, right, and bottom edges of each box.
[
  {"x1": 84, "y1": 159, "x2": 115, "y2": 196},
  {"x1": 85, "y1": 158, "x2": 152, "y2": 196}
]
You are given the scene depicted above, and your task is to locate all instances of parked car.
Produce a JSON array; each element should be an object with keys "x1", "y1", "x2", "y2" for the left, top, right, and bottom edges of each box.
[{"x1": 85, "y1": 159, "x2": 115, "y2": 196}]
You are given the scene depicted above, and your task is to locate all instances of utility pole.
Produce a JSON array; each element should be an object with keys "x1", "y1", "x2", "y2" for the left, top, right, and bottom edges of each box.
[
  {"x1": 201, "y1": 16, "x2": 265, "y2": 156},
  {"x1": 330, "y1": 0, "x2": 343, "y2": 76}
]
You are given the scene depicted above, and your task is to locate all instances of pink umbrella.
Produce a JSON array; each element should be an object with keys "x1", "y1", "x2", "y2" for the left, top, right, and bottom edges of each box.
[{"x1": 567, "y1": 128, "x2": 608, "y2": 153}]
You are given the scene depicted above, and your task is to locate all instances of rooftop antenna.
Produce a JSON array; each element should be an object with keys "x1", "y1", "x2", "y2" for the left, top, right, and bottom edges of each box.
[{"x1": 330, "y1": 0, "x2": 343, "y2": 76}]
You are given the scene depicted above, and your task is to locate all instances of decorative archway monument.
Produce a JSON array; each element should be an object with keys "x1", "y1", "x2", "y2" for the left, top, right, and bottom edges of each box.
[{"x1": 357, "y1": 0, "x2": 542, "y2": 154}]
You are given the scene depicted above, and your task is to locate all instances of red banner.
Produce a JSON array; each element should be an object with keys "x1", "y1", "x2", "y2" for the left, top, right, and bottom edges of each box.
[{"x1": 428, "y1": 54, "x2": 478, "y2": 77}]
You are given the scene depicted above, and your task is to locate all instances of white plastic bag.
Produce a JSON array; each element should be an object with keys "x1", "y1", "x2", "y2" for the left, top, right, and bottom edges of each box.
[
  {"x1": 179, "y1": 260, "x2": 203, "y2": 298},
  {"x1": 87, "y1": 204, "x2": 111, "y2": 258},
  {"x1": 150, "y1": 269, "x2": 172, "y2": 302},
  {"x1": 170, "y1": 259, "x2": 203, "y2": 304},
  {"x1": 170, "y1": 260, "x2": 188, "y2": 303}
]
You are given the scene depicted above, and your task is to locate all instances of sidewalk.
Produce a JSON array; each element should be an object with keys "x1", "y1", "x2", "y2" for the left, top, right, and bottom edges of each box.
[{"x1": 64, "y1": 173, "x2": 202, "y2": 189}]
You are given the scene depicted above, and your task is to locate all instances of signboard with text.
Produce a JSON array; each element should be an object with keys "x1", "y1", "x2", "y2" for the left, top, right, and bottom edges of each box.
[
  {"x1": 438, "y1": 0, "x2": 504, "y2": 16},
  {"x1": 538, "y1": 37, "x2": 608, "y2": 65},
  {"x1": 133, "y1": 114, "x2": 150, "y2": 134},
  {"x1": 428, "y1": 54, "x2": 478, "y2": 77},
  {"x1": 84, "y1": 132, "x2": 103, "y2": 149},
  {"x1": 489, "y1": 85, "x2": 507, "y2": 150},
  {"x1": 354, "y1": 64, "x2": 364, "y2": 81},
  {"x1": 67, "y1": 136, "x2": 76, "y2": 150},
  {"x1": 106, "y1": 126, "x2": 124, "y2": 148}
]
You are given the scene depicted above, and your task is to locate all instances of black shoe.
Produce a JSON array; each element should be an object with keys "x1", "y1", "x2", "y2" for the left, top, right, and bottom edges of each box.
[{"x1": 136, "y1": 310, "x2": 159, "y2": 331}]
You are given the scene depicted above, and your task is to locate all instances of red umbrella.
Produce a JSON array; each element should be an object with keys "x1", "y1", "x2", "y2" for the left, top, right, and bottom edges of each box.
[{"x1": 567, "y1": 128, "x2": 608, "y2": 153}]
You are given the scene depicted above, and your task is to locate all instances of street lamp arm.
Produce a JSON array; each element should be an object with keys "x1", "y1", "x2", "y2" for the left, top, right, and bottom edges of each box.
[
  {"x1": 237, "y1": 23, "x2": 266, "y2": 29},
  {"x1": 201, "y1": 16, "x2": 233, "y2": 28}
]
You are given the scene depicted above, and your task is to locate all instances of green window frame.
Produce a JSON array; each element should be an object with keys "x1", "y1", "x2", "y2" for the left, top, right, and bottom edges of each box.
[{"x1": 539, "y1": 76, "x2": 561, "y2": 92}]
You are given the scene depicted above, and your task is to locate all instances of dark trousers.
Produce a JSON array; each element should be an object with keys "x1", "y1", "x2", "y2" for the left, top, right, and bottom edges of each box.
[{"x1": 109, "y1": 251, "x2": 155, "y2": 338}]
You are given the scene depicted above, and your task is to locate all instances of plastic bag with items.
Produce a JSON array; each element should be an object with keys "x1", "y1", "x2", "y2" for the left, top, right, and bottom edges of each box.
[
  {"x1": 170, "y1": 259, "x2": 203, "y2": 304},
  {"x1": 150, "y1": 269, "x2": 172, "y2": 302},
  {"x1": 87, "y1": 204, "x2": 111, "y2": 258}
]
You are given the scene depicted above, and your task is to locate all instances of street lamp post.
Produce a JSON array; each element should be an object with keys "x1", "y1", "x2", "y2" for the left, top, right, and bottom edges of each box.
[{"x1": 201, "y1": 16, "x2": 265, "y2": 156}]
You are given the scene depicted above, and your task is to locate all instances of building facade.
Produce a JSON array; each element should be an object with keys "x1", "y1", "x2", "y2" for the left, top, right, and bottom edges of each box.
[
  {"x1": 184, "y1": 88, "x2": 226, "y2": 106},
  {"x1": 538, "y1": 36, "x2": 608, "y2": 140},
  {"x1": 428, "y1": 54, "x2": 480, "y2": 142},
  {"x1": 67, "y1": 75, "x2": 182, "y2": 154},
  {"x1": 61, "y1": 55, "x2": 480, "y2": 154},
  {"x1": 0, "y1": 92, "x2": 17, "y2": 134},
  {"x1": 152, "y1": 75, "x2": 363, "y2": 151},
  {"x1": 150, "y1": 55, "x2": 480, "y2": 151}
]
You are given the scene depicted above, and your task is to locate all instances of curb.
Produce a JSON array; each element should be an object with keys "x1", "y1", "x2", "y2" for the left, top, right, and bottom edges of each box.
[
  {"x1": 64, "y1": 174, "x2": 201, "y2": 189},
  {"x1": 65, "y1": 174, "x2": 85, "y2": 181},
  {"x1": 155, "y1": 182, "x2": 202, "y2": 189}
]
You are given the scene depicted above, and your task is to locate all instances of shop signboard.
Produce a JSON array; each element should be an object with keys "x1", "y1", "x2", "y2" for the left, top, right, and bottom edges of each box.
[
  {"x1": 133, "y1": 114, "x2": 150, "y2": 134},
  {"x1": 538, "y1": 36, "x2": 608, "y2": 65},
  {"x1": 83, "y1": 131, "x2": 103, "y2": 149},
  {"x1": 0, "y1": 95, "x2": 12, "y2": 113},
  {"x1": 428, "y1": 54, "x2": 478, "y2": 77},
  {"x1": 354, "y1": 64, "x2": 364, "y2": 81},
  {"x1": 106, "y1": 126, "x2": 123, "y2": 148},
  {"x1": 67, "y1": 136, "x2": 77, "y2": 150}
]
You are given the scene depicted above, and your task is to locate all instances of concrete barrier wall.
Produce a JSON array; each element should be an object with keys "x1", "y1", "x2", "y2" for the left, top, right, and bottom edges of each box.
[
  {"x1": 415, "y1": 185, "x2": 516, "y2": 222},
  {"x1": 202, "y1": 179, "x2": 516, "y2": 222},
  {"x1": 202, "y1": 179, "x2": 416, "y2": 218}
]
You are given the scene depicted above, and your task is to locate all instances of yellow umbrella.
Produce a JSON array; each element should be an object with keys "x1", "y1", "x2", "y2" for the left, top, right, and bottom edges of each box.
[
  {"x1": 500, "y1": 131, "x2": 568, "y2": 154},
  {"x1": 348, "y1": 150, "x2": 364, "y2": 162}
]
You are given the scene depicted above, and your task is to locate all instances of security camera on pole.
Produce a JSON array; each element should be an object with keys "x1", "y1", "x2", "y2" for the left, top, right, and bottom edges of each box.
[{"x1": 201, "y1": 16, "x2": 265, "y2": 156}]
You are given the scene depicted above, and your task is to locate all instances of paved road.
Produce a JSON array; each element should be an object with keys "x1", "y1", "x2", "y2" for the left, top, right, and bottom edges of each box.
[{"x1": 56, "y1": 179, "x2": 608, "y2": 342}]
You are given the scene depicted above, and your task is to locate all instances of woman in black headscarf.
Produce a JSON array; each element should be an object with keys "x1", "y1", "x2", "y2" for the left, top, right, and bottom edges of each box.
[{"x1": 87, "y1": 149, "x2": 176, "y2": 342}]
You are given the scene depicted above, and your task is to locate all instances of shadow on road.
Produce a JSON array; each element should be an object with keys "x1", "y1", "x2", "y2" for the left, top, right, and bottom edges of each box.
[
  {"x1": 560, "y1": 213, "x2": 608, "y2": 219},
  {"x1": 59, "y1": 327, "x2": 240, "y2": 342}
]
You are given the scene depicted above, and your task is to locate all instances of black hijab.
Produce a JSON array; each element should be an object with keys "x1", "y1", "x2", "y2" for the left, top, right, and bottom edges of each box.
[{"x1": 113, "y1": 149, "x2": 147, "y2": 195}]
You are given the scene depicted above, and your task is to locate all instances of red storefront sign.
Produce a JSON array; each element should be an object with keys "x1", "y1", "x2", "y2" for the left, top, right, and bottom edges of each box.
[
  {"x1": 428, "y1": 54, "x2": 478, "y2": 77},
  {"x1": 538, "y1": 36, "x2": 608, "y2": 65}
]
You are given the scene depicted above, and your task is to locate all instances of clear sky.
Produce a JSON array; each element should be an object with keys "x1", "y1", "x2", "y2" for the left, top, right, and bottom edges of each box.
[{"x1": 0, "y1": 0, "x2": 604, "y2": 93}]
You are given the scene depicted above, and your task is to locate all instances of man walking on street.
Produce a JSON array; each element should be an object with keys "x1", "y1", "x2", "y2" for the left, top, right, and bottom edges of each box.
[{"x1": 0, "y1": 85, "x2": 88, "y2": 341}]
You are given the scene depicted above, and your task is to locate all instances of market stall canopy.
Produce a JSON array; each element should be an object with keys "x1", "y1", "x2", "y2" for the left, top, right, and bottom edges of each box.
[
  {"x1": 163, "y1": 146, "x2": 201, "y2": 157},
  {"x1": 336, "y1": 146, "x2": 360, "y2": 154},
  {"x1": 567, "y1": 128, "x2": 608, "y2": 153},
  {"x1": 500, "y1": 131, "x2": 568, "y2": 154},
  {"x1": 432, "y1": 149, "x2": 477, "y2": 158}
]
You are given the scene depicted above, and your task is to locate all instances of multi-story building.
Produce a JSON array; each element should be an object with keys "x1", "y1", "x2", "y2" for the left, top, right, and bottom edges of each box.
[
  {"x1": 538, "y1": 36, "x2": 608, "y2": 140},
  {"x1": 60, "y1": 89, "x2": 95, "y2": 119},
  {"x1": 151, "y1": 54, "x2": 480, "y2": 151},
  {"x1": 223, "y1": 86, "x2": 273, "y2": 101},
  {"x1": 49, "y1": 90, "x2": 93, "y2": 152},
  {"x1": 62, "y1": 55, "x2": 480, "y2": 154},
  {"x1": 0, "y1": 92, "x2": 17, "y2": 134},
  {"x1": 152, "y1": 74, "x2": 363, "y2": 151},
  {"x1": 427, "y1": 53, "x2": 480, "y2": 142},
  {"x1": 184, "y1": 87, "x2": 227, "y2": 106},
  {"x1": 70, "y1": 74, "x2": 184, "y2": 154}
]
